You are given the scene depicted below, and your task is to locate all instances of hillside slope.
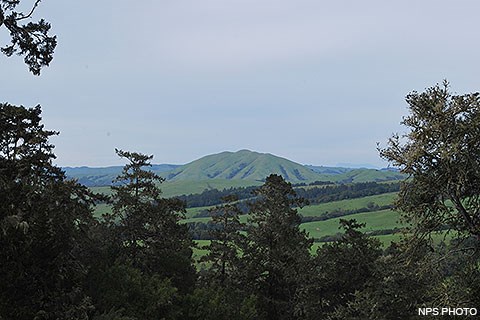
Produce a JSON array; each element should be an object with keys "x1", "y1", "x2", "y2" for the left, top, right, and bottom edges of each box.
[
  {"x1": 64, "y1": 150, "x2": 404, "y2": 187},
  {"x1": 63, "y1": 164, "x2": 180, "y2": 186},
  {"x1": 166, "y1": 150, "x2": 324, "y2": 183}
]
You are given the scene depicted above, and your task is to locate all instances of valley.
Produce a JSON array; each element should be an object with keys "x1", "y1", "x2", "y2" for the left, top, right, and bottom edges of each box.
[{"x1": 76, "y1": 150, "x2": 410, "y2": 255}]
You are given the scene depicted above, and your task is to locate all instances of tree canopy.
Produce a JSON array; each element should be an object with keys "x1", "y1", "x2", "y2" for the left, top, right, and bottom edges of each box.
[
  {"x1": 380, "y1": 81, "x2": 480, "y2": 239},
  {"x1": 0, "y1": 0, "x2": 56, "y2": 75}
]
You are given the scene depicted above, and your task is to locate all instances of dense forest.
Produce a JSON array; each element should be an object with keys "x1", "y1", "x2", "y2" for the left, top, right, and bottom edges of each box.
[{"x1": 1, "y1": 2, "x2": 480, "y2": 319}]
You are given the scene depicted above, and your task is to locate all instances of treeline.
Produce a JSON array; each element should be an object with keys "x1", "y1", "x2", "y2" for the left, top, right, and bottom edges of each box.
[
  {"x1": 188, "y1": 203, "x2": 395, "y2": 240},
  {"x1": 299, "y1": 204, "x2": 394, "y2": 223},
  {"x1": 295, "y1": 181, "x2": 400, "y2": 205},
  {"x1": 2, "y1": 104, "x2": 480, "y2": 320},
  {"x1": 177, "y1": 186, "x2": 258, "y2": 208},
  {"x1": 183, "y1": 181, "x2": 399, "y2": 219}
]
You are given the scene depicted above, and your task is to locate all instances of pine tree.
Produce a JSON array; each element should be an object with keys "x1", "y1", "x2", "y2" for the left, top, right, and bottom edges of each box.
[
  {"x1": 108, "y1": 149, "x2": 195, "y2": 291},
  {"x1": 0, "y1": 103, "x2": 96, "y2": 319},
  {"x1": 201, "y1": 195, "x2": 245, "y2": 286},
  {"x1": 241, "y1": 174, "x2": 313, "y2": 320}
]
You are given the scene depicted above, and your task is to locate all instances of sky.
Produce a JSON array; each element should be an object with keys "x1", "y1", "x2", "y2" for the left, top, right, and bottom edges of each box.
[{"x1": 2, "y1": 0, "x2": 480, "y2": 168}]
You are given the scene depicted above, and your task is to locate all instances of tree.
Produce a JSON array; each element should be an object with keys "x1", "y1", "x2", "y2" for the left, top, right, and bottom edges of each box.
[
  {"x1": 107, "y1": 149, "x2": 195, "y2": 292},
  {"x1": 330, "y1": 239, "x2": 439, "y2": 320},
  {"x1": 0, "y1": 103, "x2": 97, "y2": 319},
  {"x1": 380, "y1": 81, "x2": 480, "y2": 239},
  {"x1": 241, "y1": 174, "x2": 313, "y2": 320},
  {"x1": 200, "y1": 194, "x2": 245, "y2": 286},
  {"x1": 305, "y1": 219, "x2": 382, "y2": 319},
  {"x1": 0, "y1": 0, "x2": 56, "y2": 75}
]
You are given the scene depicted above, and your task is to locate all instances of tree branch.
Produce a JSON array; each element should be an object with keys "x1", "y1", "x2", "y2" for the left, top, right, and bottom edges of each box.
[
  {"x1": 451, "y1": 192, "x2": 479, "y2": 237},
  {"x1": 15, "y1": 0, "x2": 41, "y2": 21}
]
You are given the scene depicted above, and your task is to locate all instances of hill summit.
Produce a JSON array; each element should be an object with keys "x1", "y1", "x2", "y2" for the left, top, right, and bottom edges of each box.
[{"x1": 166, "y1": 149, "x2": 321, "y2": 183}]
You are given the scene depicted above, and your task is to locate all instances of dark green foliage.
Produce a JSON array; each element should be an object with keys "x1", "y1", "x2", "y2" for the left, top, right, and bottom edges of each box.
[
  {"x1": 299, "y1": 203, "x2": 394, "y2": 223},
  {"x1": 105, "y1": 149, "x2": 196, "y2": 291},
  {"x1": 331, "y1": 239, "x2": 439, "y2": 320},
  {"x1": 380, "y1": 81, "x2": 480, "y2": 238},
  {"x1": 184, "y1": 287, "x2": 258, "y2": 320},
  {"x1": 0, "y1": 0, "x2": 56, "y2": 75},
  {"x1": 303, "y1": 219, "x2": 382, "y2": 318},
  {"x1": 431, "y1": 237, "x2": 480, "y2": 308},
  {"x1": 89, "y1": 263, "x2": 178, "y2": 320},
  {"x1": 241, "y1": 174, "x2": 313, "y2": 320},
  {"x1": 185, "y1": 181, "x2": 399, "y2": 214},
  {"x1": 0, "y1": 103, "x2": 96, "y2": 319},
  {"x1": 201, "y1": 195, "x2": 245, "y2": 285},
  {"x1": 87, "y1": 150, "x2": 197, "y2": 319},
  {"x1": 177, "y1": 186, "x2": 257, "y2": 208},
  {"x1": 295, "y1": 181, "x2": 400, "y2": 205}
]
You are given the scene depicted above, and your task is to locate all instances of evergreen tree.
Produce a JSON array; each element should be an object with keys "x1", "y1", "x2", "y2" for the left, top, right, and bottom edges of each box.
[
  {"x1": 108, "y1": 149, "x2": 195, "y2": 291},
  {"x1": 241, "y1": 174, "x2": 313, "y2": 320},
  {"x1": 0, "y1": 0, "x2": 57, "y2": 75},
  {"x1": 0, "y1": 103, "x2": 96, "y2": 319},
  {"x1": 304, "y1": 219, "x2": 382, "y2": 319},
  {"x1": 380, "y1": 81, "x2": 480, "y2": 239},
  {"x1": 201, "y1": 194, "x2": 245, "y2": 286}
]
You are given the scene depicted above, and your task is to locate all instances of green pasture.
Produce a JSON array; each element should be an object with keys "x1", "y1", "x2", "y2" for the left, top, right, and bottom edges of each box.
[
  {"x1": 160, "y1": 179, "x2": 262, "y2": 198},
  {"x1": 300, "y1": 209, "x2": 402, "y2": 239},
  {"x1": 90, "y1": 179, "x2": 261, "y2": 199},
  {"x1": 297, "y1": 192, "x2": 397, "y2": 217}
]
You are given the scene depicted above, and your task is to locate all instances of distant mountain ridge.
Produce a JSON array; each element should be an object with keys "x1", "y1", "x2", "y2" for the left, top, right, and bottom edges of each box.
[
  {"x1": 63, "y1": 150, "x2": 404, "y2": 186},
  {"x1": 63, "y1": 164, "x2": 181, "y2": 187}
]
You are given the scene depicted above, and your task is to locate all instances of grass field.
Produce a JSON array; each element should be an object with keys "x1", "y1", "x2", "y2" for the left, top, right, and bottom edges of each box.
[
  {"x1": 160, "y1": 179, "x2": 262, "y2": 197},
  {"x1": 300, "y1": 209, "x2": 402, "y2": 239},
  {"x1": 90, "y1": 179, "x2": 262, "y2": 198},
  {"x1": 297, "y1": 192, "x2": 397, "y2": 217}
]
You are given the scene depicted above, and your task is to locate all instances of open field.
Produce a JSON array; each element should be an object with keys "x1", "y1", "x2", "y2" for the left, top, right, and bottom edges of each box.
[
  {"x1": 297, "y1": 192, "x2": 397, "y2": 217},
  {"x1": 90, "y1": 179, "x2": 262, "y2": 198},
  {"x1": 300, "y1": 209, "x2": 402, "y2": 239}
]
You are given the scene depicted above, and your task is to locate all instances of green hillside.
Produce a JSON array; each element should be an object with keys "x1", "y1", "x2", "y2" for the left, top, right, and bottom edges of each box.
[
  {"x1": 66, "y1": 150, "x2": 404, "y2": 188},
  {"x1": 166, "y1": 150, "x2": 326, "y2": 183},
  {"x1": 329, "y1": 168, "x2": 404, "y2": 183}
]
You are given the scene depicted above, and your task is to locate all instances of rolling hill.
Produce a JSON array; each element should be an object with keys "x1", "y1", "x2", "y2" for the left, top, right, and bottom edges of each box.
[
  {"x1": 165, "y1": 150, "x2": 324, "y2": 183},
  {"x1": 64, "y1": 149, "x2": 405, "y2": 187},
  {"x1": 63, "y1": 164, "x2": 181, "y2": 186}
]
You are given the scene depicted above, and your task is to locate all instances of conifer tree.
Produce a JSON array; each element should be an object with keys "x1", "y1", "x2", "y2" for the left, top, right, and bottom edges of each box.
[
  {"x1": 201, "y1": 195, "x2": 245, "y2": 286},
  {"x1": 0, "y1": 0, "x2": 57, "y2": 75},
  {"x1": 242, "y1": 174, "x2": 313, "y2": 320},
  {"x1": 0, "y1": 103, "x2": 96, "y2": 319},
  {"x1": 108, "y1": 149, "x2": 195, "y2": 291}
]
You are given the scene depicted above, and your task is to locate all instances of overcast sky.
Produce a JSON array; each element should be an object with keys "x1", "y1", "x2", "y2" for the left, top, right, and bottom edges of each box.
[{"x1": 2, "y1": 0, "x2": 480, "y2": 167}]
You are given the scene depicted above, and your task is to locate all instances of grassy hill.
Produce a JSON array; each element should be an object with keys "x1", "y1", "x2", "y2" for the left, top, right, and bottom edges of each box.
[
  {"x1": 329, "y1": 168, "x2": 404, "y2": 183},
  {"x1": 166, "y1": 150, "x2": 325, "y2": 183},
  {"x1": 65, "y1": 150, "x2": 404, "y2": 188}
]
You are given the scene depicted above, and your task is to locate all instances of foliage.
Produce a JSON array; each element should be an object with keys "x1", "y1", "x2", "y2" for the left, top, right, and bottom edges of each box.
[
  {"x1": 89, "y1": 263, "x2": 178, "y2": 320},
  {"x1": 241, "y1": 174, "x2": 313, "y2": 320},
  {"x1": 0, "y1": 0, "x2": 56, "y2": 75},
  {"x1": 200, "y1": 195, "x2": 245, "y2": 285},
  {"x1": 303, "y1": 219, "x2": 382, "y2": 318},
  {"x1": 0, "y1": 103, "x2": 97, "y2": 319},
  {"x1": 295, "y1": 181, "x2": 400, "y2": 205},
  {"x1": 331, "y1": 239, "x2": 439, "y2": 320},
  {"x1": 183, "y1": 287, "x2": 258, "y2": 320},
  {"x1": 380, "y1": 81, "x2": 480, "y2": 238},
  {"x1": 106, "y1": 149, "x2": 196, "y2": 292}
]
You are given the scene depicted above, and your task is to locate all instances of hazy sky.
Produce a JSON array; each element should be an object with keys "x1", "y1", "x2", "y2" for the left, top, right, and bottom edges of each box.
[{"x1": 2, "y1": 0, "x2": 480, "y2": 167}]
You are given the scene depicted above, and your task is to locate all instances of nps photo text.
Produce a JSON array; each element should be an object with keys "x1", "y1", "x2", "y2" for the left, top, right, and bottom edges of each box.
[{"x1": 418, "y1": 308, "x2": 478, "y2": 317}]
